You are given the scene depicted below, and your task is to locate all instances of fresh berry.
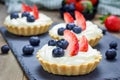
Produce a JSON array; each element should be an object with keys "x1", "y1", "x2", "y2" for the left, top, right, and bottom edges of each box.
[
  {"x1": 56, "y1": 39, "x2": 69, "y2": 49},
  {"x1": 64, "y1": 30, "x2": 79, "y2": 56},
  {"x1": 75, "y1": 11, "x2": 86, "y2": 31},
  {"x1": 33, "y1": 5, "x2": 39, "y2": 19},
  {"x1": 52, "y1": 47, "x2": 64, "y2": 57},
  {"x1": 23, "y1": 45, "x2": 34, "y2": 55},
  {"x1": 75, "y1": 1, "x2": 84, "y2": 12},
  {"x1": 101, "y1": 28, "x2": 107, "y2": 35},
  {"x1": 89, "y1": 0, "x2": 98, "y2": 6},
  {"x1": 105, "y1": 49, "x2": 117, "y2": 60},
  {"x1": 64, "y1": 12, "x2": 74, "y2": 23},
  {"x1": 58, "y1": 27, "x2": 66, "y2": 35},
  {"x1": 29, "y1": 36, "x2": 40, "y2": 46},
  {"x1": 10, "y1": 12, "x2": 19, "y2": 19},
  {"x1": 109, "y1": 41, "x2": 117, "y2": 49},
  {"x1": 65, "y1": 0, "x2": 76, "y2": 4},
  {"x1": 66, "y1": 23, "x2": 75, "y2": 30},
  {"x1": 79, "y1": 35, "x2": 88, "y2": 52},
  {"x1": 1, "y1": 45, "x2": 10, "y2": 54},
  {"x1": 48, "y1": 40, "x2": 56, "y2": 46},
  {"x1": 72, "y1": 26, "x2": 82, "y2": 34},
  {"x1": 69, "y1": 3, "x2": 75, "y2": 11},
  {"x1": 27, "y1": 15, "x2": 35, "y2": 22},
  {"x1": 63, "y1": 4, "x2": 70, "y2": 12},
  {"x1": 21, "y1": 11, "x2": 30, "y2": 17},
  {"x1": 22, "y1": 3, "x2": 32, "y2": 12}
]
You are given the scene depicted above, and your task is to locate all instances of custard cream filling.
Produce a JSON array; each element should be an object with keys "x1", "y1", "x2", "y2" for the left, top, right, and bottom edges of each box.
[
  {"x1": 49, "y1": 21, "x2": 103, "y2": 41},
  {"x1": 38, "y1": 44, "x2": 101, "y2": 65},
  {"x1": 4, "y1": 13, "x2": 52, "y2": 27}
]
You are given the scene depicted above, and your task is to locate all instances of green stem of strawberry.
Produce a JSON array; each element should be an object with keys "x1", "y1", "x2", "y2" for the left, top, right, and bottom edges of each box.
[{"x1": 99, "y1": 13, "x2": 111, "y2": 24}]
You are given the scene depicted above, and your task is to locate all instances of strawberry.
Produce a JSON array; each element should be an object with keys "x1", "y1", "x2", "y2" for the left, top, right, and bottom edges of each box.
[
  {"x1": 79, "y1": 35, "x2": 88, "y2": 52},
  {"x1": 22, "y1": 3, "x2": 32, "y2": 12},
  {"x1": 64, "y1": 12, "x2": 74, "y2": 23},
  {"x1": 65, "y1": 0, "x2": 76, "y2": 4},
  {"x1": 89, "y1": 0, "x2": 98, "y2": 6},
  {"x1": 64, "y1": 30, "x2": 79, "y2": 56},
  {"x1": 75, "y1": 10, "x2": 86, "y2": 30},
  {"x1": 75, "y1": 1, "x2": 84, "y2": 12},
  {"x1": 33, "y1": 5, "x2": 39, "y2": 19},
  {"x1": 99, "y1": 15, "x2": 120, "y2": 32}
]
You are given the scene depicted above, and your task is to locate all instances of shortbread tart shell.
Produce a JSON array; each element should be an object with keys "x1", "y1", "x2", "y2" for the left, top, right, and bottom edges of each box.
[
  {"x1": 4, "y1": 21, "x2": 52, "y2": 36},
  {"x1": 36, "y1": 51, "x2": 102, "y2": 76}
]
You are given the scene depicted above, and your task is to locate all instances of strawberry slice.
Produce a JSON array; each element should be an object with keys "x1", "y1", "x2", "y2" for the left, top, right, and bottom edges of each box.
[
  {"x1": 64, "y1": 30, "x2": 79, "y2": 56},
  {"x1": 33, "y1": 5, "x2": 39, "y2": 19},
  {"x1": 79, "y1": 35, "x2": 88, "y2": 52},
  {"x1": 64, "y1": 12, "x2": 74, "y2": 23},
  {"x1": 22, "y1": 3, "x2": 32, "y2": 12},
  {"x1": 75, "y1": 10, "x2": 86, "y2": 30}
]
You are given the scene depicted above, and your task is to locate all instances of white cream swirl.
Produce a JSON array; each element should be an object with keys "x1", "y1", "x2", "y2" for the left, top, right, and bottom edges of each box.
[{"x1": 38, "y1": 44, "x2": 101, "y2": 65}]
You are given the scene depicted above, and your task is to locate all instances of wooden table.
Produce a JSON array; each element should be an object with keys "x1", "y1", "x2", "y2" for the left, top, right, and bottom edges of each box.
[{"x1": 0, "y1": 4, "x2": 120, "y2": 80}]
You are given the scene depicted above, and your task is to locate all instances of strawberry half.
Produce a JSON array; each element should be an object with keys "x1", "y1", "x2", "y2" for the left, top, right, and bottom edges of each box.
[
  {"x1": 79, "y1": 35, "x2": 88, "y2": 52},
  {"x1": 22, "y1": 3, "x2": 32, "y2": 12},
  {"x1": 75, "y1": 2, "x2": 84, "y2": 12},
  {"x1": 64, "y1": 12, "x2": 74, "y2": 23},
  {"x1": 75, "y1": 10, "x2": 86, "y2": 30},
  {"x1": 33, "y1": 5, "x2": 39, "y2": 19},
  {"x1": 64, "y1": 30, "x2": 79, "y2": 56},
  {"x1": 65, "y1": 0, "x2": 76, "y2": 4}
]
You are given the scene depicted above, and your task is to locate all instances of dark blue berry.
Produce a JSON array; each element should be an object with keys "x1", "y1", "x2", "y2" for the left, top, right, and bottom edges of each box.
[
  {"x1": 48, "y1": 40, "x2": 56, "y2": 46},
  {"x1": 29, "y1": 36, "x2": 40, "y2": 46},
  {"x1": 58, "y1": 27, "x2": 66, "y2": 35},
  {"x1": 105, "y1": 49, "x2": 117, "y2": 60},
  {"x1": 56, "y1": 39, "x2": 69, "y2": 49},
  {"x1": 109, "y1": 41, "x2": 117, "y2": 49},
  {"x1": 10, "y1": 12, "x2": 19, "y2": 19},
  {"x1": 72, "y1": 26, "x2": 82, "y2": 34},
  {"x1": 27, "y1": 15, "x2": 35, "y2": 22},
  {"x1": 69, "y1": 3, "x2": 75, "y2": 11},
  {"x1": 66, "y1": 23, "x2": 75, "y2": 30},
  {"x1": 52, "y1": 47, "x2": 64, "y2": 57},
  {"x1": 63, "y1": 4, "x2": 70, "y2": 12},
  {"x1": 22, "y1": 12, "x2": 30, "y2": 17},
  {"x1": 23, "y1": 45, "x2": 34, "y2": 55},
  {"x1": 1, "y1": 45, "x2": 10, "y2": 54},
  {"x1": 101, "y1": 28, "x2": 107, "y2": 35}
]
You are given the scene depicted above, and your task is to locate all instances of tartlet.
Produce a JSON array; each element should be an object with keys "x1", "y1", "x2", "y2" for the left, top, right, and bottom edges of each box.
[
  {"x1": 37, "y1": 30, "x2": 102, "y2": 75},
  {"x1": 4, "y1": 4, "x2": 53, "y2": 36}
]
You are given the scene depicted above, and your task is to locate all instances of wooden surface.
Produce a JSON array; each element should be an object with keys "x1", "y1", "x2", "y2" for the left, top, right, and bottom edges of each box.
[{"x1": 0, "y1": 4, "x2": 120, "y2": 80}]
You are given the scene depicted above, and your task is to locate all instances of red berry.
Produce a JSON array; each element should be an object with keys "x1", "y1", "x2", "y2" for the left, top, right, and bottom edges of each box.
[
  {"x1": 75, "y1": 10, "x2": 86, "y2": 30},
  {"x1": 22, "y1": 3, "x2": 32, "y2": 12},
  {"x1": 64, "y1": 12, "x2": 74, "y2": 23},
  {"x1": 33, "y1": 5, "x2": 39, "y2": 19},
  {"x1": 79, "y1": 35, "x2": 88, "y2": 52},
  {"x1": 64, "y1": 30, "x2": 79, "y2": 56},
  {"x1": 75, "y1": 2, "x2": 84, "y2": 12},
  {"x1": 66, "y1": 0, "x2": 76, "y2": 4},
  {"x1": 89, "y1": 0, "x2": 98, "y2": 6}
]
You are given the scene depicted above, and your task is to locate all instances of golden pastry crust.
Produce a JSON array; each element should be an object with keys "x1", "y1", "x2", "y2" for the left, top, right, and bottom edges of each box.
[
  {"x1": 36, "y1": 51, "x2": 102, "y2": 76},
  {"x1": 4, "y1": 21, "x2": 52, "y2": 36}
]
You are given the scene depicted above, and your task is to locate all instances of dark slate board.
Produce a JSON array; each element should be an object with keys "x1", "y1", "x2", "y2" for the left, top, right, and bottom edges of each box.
[{"x1": 0, "y1": 25, "x2": 120, "y2": 80}]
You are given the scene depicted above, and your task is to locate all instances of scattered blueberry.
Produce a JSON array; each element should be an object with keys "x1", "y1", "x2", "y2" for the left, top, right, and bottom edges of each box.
[
  {"x1": 22, "y1": 12, "x2": 30, "y2": 17},
  {"x1": 105, "y1": 49, "x2": 117, "y2": 60},
  {"x1": 66, "y1": 23, "x2": 75, "y2": 30},
  {"x1": 29, "y1": 36, "x2": 40, "y2": 46},
  {"x1": 101, "y1": 28, "x2": 107, "y2": 35},
  {"x1": 1, "y1": 45, "x2": 10, "y2": 54},
  {"x1": 10, "y1": 12, "x2": 19, "y2": 19},
  {"x1": 72, "y1": 26, "x2": 82, "y2": 34},
  {"x1": 23, "y1": 45, "x2": 34, "y2": 55},
  {"x1": 27, "y1": 15, "x2": 35, "y2": 22},
  {"x1": 48, "y1": 40, "x2": 56, "y2": 46},
  {"x1": 52, "y1": 47, "x2": 64, "y2": 57},
  {"x1": 109, "y1": 41, "x2": 117, "y2": 49},
  {"x1": 56, "y1": 39, "x2": 69, "y2": 49},
  {"x1": 58, "y1": 27, "x2": 66, "y2": 35}
]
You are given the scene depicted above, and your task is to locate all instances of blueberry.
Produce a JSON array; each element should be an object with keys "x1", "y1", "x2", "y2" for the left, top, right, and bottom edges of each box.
[
  {"x1": 27, "y1": 15, "x2": 35, "y2": 22},
  {"x1": 101, "y1": 28, "x2": 107, "y2": 35},
  {"x1": 58, "y1": 27, "x2": 66, "y2": 35},
  {"x1": 1, "y1": 45, "x2": 10, "y2": 54},
  {"x1": 105, "y1": 49, "x2": 117, "y2": 60},
  {"x1": 22, "y1": 12, "x2": 30, "y2": 17},
  {"x1": 48, "y1": 40, "x2": 56, "y2": 46},
  {"x1": 10, "y1": 12, "x2": 19, "y2": 19},
  {"x1": 23, "y1": 45, "x2": 34, "y2": 55},
  {"x1": 52, "y1": 47, "x2": 64, "y2": 57},
  {"x1": 109, "y1": 41, "x2": 117, "y2": 49},
  {"x1": 66, "y1": 23, "x2": 75, "y2": 30},
  {"x1": 56, "y1": 39, "x2": 69, "y2": 49},
  {"x1": 72, "y1": 26, "x2": 82, "y2": 34},
  {"x1": 63, "y1": 4, "x2": 70, "y2": 12},
  {"x1": 69, "y1": 3, "x2": 75, "y2": 11},
  {"x1": 29, "y1": 36, "x2": 40, "y2": 46}
]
